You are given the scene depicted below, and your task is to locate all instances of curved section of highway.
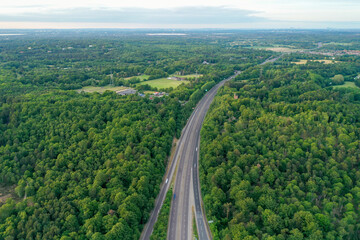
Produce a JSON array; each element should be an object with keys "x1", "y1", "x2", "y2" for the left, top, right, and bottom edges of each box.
[{"x1": 140, "y1": 72, "x2": 240, "y2": 240}]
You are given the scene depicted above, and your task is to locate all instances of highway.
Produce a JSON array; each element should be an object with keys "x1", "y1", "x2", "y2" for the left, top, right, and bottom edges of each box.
[
  {"x1": 140, "y1": 72, "x2": 240, "y2": 240},
  {"x1": 168, "y1": 72, "x2": 240, "y2": 240},
  {"x1": 261, "y1": 55, "x2": 281, "y2": 65},
  {"x1": 140, "y1": 56, "x2": 279, "y2": 240}
]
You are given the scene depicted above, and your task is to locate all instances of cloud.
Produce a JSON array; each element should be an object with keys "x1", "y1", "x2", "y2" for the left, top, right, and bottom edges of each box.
[{"x1": 0, "y1": 7, "x2": 263, "y2": 24}]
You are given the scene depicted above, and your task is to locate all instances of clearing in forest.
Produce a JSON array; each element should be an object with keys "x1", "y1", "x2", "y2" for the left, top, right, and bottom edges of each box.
[
  {"x1": 125, "y1": 75, "x2": 150, "y2": 81},
  {"x1": 0, "y1": 185, "x2": 20, "y2": 204},
  {"x1": 76, "y1": 85, "x2": 128, "y2": 93},
  {"x1": 138, "y1": 78, "x2": 189, "y2": 89},
  {"x1": 334, "y1": 81, "x2": 360, "y2": 90},
  {"x1": 292, "y1": 59, "x2": 339, "y2": 65}
]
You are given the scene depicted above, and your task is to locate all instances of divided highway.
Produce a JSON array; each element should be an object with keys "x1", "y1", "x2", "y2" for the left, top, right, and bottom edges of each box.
[
  {"x1": 168, "y1": 73, "x2": 240, "y2": 240},
  {"x1": 140, "y1": 71, "x2": 240, "y2": 240}
]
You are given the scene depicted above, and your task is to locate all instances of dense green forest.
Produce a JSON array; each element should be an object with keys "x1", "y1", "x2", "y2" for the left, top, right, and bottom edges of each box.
[
  {"x1": 0, "y1": 30, "x2": 269, "y2": 94},
  {"x1": 1, "y1": 29, "x2": 360, "y2": 239},
  {"x1": 0, "y1": 30, "x2": 270, "y2": 239},
  {"x1": 0, "y1": 91, "x2": 183, "y2": 239},
  {"x1": 200, "y1": 60, "x2": 360, "y2": 239}
]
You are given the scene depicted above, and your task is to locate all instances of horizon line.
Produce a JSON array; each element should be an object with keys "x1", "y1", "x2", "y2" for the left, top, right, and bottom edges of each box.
[{"x1": 1, "y1": 27, "x2": 360, "y2": 31}]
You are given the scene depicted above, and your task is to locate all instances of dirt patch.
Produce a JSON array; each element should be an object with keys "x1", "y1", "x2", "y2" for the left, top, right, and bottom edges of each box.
[
  {"x1": 0, "y1": 185, "x2": 19, "y2": 205},
  {"x1": 0, "y1": 194, "x2": 13, "y2": 204}
]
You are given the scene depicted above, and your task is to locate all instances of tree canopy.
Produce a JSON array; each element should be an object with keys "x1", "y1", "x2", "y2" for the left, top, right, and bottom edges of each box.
[{"x1": 200, "y1": 62, "x2": 360, "y2": 239}]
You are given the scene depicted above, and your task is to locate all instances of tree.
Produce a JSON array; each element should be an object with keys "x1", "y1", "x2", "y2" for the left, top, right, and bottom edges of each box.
[{"x1": 331, "y1": 75, "x2": 344, "y2": 85}]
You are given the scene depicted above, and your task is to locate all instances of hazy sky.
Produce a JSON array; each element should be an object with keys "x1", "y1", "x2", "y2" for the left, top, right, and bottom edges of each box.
[{"x1": 0, "y1": 0, "x2": 359, "y2": 29}]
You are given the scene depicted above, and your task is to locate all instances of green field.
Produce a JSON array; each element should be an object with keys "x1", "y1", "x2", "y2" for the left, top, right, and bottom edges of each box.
[
  {"x1": 125, "y1": 74, "x2": 149, "y2": 81},
  {"x1": 138, "y1": 78, "x2": 189, "y2": 89},
  {"x1": 323, "y1": 42, "x2": 353, "y2": 46},
  {"x1": 172, "y1": 74, "x2": 202, "y2": 79},
  {"x1": 334, "y1": 81, "x2": 360, "y2": 90},
  {"x1": 246, "y1": 45, "x2": 301, "y2": 53},
  {"x1": 76, "y1": 85, "x2": 127, "y2": 93}
]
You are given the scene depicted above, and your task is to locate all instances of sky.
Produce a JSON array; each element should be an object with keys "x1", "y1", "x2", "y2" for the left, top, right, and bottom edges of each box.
[{"x1": 0, "y1": 0, "x2": 359, "y2": 29}]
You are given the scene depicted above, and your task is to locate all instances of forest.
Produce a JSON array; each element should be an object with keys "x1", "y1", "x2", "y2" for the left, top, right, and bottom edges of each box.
[
  {"x1": 200, "y1": 58, "x2": 360, "y2": 239},
  {"x1": 1, "y1": 29, "x2": 360, "y2": 239},
  {"x1": 0, "y1": 91, "x2": 184, "y2": 239},
  {"x1": 0, "y1": 30, "x2": 269, "y2": 94},
  {"x1": 0, "y1": 30, "x2": 271, "y2": 239}
]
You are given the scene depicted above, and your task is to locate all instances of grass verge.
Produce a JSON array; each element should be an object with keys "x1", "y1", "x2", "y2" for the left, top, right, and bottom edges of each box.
[
  {"x1": 193, "y1": 210, "x2": 199, "y2": 240},
  {"x1": 150, "y1": 188, "x2": 172, "y2": 240}
]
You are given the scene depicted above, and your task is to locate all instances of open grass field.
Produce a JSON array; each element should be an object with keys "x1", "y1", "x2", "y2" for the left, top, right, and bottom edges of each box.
[
  {"x1": 246, "y1": 46, "x2": 299, "y2": 53},
  {"x1": 125, "y1": 74, "x2": 149, "y2": 81},
  {"x1": 76, "y1": 85, "x2": 127, "y2": 93},
  {"x1": 334, "y1": 81, "x2": 360, "y2": 90},
  {"x1": 138, "y1": 78, "x2": 189, "y2": 89},
  {"x1": 323, "y1": 42, "x2": 353, "y2": 46},
  {"x1": 292, "y1": 59, "x2": 339, "y2": 65},
  {"x1": 265, "y1": 47, "x2": 299, "y2": 53},
  {"x1": 173, "y1": 74, "x2": 203, "y2": 79}
]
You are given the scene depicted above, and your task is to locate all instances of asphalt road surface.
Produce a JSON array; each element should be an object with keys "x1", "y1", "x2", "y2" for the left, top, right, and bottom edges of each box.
[
  {"x1": 260, "y1": 54, "x2": 284, "y2": 65},
  {"x1": 168, "y1": 72, "x2": 241, "y2": 240},
  {"x1": 140, "y1": 72, "x2": 240, "y2": 240}
]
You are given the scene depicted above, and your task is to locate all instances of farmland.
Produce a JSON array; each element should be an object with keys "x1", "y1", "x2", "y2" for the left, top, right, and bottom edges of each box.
[
  {"x1": 265, "y1": 47, "x2": 299, "y2": 53},
  {"x1": 138, "y1": 78, "x2": 189, "y2": 89},
  {"x1": 76, "y1": 85, "x2": 127, "y2": 93},
  {"x1": 292, "y1": 59, "x2": 339, "y2": 65},
  {"x1": 172, "y1": 74, "x2": 203, "y2": 79}
]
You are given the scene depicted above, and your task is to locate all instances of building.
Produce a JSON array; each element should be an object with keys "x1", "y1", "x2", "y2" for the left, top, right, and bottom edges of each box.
[
  {"x1": 116, "y1": 89, "x2": 137, "y2": 96},
  {"x1": 151, "y1": 92, "x2": 167, "y2": 98}
]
